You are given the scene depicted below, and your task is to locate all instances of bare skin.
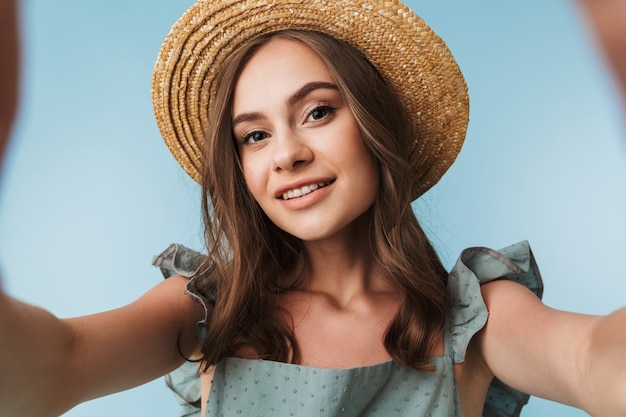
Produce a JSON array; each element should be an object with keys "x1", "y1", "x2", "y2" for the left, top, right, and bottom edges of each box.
[
  {"x1": 577, "y1": 0, "x2": 626, "y2": 109},
  {"x1": 0, "y1": 0, "x2": 19, "y2": 169},
  {"x1": 0, "y1": 275, "x2": 204, "y2": 417}
]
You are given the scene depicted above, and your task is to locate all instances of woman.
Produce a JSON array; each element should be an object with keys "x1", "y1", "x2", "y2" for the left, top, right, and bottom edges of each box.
[{"x1": 1, "y1": 1, "x2": 624, "y2": 416}]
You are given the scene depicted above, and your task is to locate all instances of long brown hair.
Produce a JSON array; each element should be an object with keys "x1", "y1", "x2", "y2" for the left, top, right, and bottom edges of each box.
[{"x1": 189, "y1": 30, "x2": 449, "y2": 372}]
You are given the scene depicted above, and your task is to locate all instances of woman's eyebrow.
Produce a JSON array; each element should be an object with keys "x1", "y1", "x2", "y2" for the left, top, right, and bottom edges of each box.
[
  {"x1": 232, "y1": 81, "x2": 339, "y2": 128},
  {"x1": 287, "y1": 81, "x2": 339, "y2": 106},
  {"x1": 232, "y1": 112, "x2": 263, "y2": 128}
]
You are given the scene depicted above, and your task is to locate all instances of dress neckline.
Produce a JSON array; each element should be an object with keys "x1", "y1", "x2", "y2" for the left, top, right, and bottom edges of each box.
[{"x1": 221, "y1": 355, "x2": 447, "y2": 372}]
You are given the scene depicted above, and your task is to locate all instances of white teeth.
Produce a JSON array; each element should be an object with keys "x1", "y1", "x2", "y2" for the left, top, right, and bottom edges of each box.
[{"x1": 282, "y1": 182, "x2": 329, "y2": 200}]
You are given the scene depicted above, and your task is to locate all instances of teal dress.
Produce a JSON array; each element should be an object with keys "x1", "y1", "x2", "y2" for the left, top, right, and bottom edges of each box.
[{"x1": 153, "y1": 241, "x2": 543, "y2": 417}]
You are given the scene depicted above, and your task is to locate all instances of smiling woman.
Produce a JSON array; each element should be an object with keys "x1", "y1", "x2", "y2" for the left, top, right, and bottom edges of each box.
[{"x1": 0, "y1": 1, "x2": 625, "y2": 417}]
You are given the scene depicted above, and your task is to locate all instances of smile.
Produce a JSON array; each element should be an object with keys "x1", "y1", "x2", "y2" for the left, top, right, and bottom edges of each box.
[{"x1": 281, "y1": 181, "x2": 333, "y2": 200}]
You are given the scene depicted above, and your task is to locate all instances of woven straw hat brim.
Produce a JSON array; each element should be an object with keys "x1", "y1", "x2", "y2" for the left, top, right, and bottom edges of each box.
[{"x1": 152, "y1": 0, "x2": 469, "y2": 199}]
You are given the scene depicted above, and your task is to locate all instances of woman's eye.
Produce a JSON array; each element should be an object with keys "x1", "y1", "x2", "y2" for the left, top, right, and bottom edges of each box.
[
  {"x1": 241, "y1": 130, "x2": 267, "y2": 144},
  {"x1": 307, "y1": 105, "x2": 335, "y2": 122}
]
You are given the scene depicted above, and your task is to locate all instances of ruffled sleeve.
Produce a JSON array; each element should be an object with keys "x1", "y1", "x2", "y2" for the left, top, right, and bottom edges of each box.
[
  {"x1": 447, "y1": 240, "x2": 543, "y2": 363},
  {"x1": 153, "y1": 244, "x2": 208, "y2": 417},
  {"x1": 164, "y1": 361, "x2": 203, "y2": 417},
  {"x1": 446, "y1": 240, "x2": 544, "y2": 417},
  {"x1": 152, "y1": 243, "x2": 206, "y2": 278}
]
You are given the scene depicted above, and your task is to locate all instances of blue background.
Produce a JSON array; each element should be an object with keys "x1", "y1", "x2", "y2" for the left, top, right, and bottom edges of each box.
[{"x1": 1, "y1": 1, "x2": 625, "y2": 416}]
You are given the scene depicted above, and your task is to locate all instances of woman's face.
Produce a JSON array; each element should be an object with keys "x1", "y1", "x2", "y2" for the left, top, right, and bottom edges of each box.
[{"x1": 232, "y1": 37, "x2": 379, "y2": 242}]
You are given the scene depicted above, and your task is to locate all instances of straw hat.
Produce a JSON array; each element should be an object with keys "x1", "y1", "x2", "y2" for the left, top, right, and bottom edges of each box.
[{"x1": 152, "y1": 0, "x2": 469, "y2": 199}]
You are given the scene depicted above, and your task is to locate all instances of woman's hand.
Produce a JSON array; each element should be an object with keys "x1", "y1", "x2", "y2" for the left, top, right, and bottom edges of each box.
[{"x1": 0, "y1": 0, "x2": 20, "y2": 167}]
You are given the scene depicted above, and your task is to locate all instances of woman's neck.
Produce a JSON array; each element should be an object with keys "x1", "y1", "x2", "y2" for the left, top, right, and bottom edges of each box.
[{"x1": 297, "y1": 224, "x2": 396, "y2": 308}]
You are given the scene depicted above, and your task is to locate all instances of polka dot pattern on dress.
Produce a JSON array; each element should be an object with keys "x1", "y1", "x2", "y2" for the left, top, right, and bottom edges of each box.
[{"x1": 205, "y1": 357, "x2": 457, "y2": 417}]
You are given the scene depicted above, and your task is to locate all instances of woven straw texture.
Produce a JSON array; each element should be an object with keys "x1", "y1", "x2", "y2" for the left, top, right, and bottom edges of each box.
[{"x1": 152, "y1": 0, "x2": 469, "y2": 199}]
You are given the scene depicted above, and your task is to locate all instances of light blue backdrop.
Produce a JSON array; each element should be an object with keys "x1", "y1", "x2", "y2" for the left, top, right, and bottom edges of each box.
[{"x1": 1, "y1": 1, "x2": 624, "y2": 416}]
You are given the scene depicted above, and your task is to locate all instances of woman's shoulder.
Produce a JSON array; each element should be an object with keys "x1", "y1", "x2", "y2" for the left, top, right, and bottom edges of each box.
[
  {"x1": 447, "y1": 240, "x2": 544, "y2": 417},
  {"x1": 448, "y1": 240, "x2": 544, "y2": 356}
]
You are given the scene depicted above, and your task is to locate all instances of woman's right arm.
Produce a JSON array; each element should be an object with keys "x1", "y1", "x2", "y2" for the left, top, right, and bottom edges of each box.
[{"x1": 0, "y1": 274, "x2": 205, "y2": 417}]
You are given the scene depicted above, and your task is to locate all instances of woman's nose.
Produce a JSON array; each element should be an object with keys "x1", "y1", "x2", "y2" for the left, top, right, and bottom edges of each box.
[{"x1": 271, "y1": 132, "x2": 313, "y2": 171}]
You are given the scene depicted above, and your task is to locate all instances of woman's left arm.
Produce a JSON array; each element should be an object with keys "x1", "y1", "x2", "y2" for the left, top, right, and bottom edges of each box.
[
  {"x1": 584, "y1": 306, "x2": 626, "y2": 416},
  {"x1": 477, "y1": 279, "x2": 626, "y2": 417}
]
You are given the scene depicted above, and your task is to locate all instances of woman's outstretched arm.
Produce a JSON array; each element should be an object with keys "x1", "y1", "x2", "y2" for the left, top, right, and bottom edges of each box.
[
  {"x1": 477, "y1": 279, "x2": 626, "y2": 417},
  {"x1": 0, "y1": 274, "x2": 204, "y2": 417}
]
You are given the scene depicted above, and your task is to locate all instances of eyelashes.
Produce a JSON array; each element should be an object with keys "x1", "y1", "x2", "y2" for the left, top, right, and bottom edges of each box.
[
  {"x1": 240, "y1": 130, "x2": 268, "y2": 144},
  {"x1": 238, "y1": 104, "x2": 337, "y2": 145},
  {"x1": 306, "y1": 104, "x2": 335, "y2": 123}
]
